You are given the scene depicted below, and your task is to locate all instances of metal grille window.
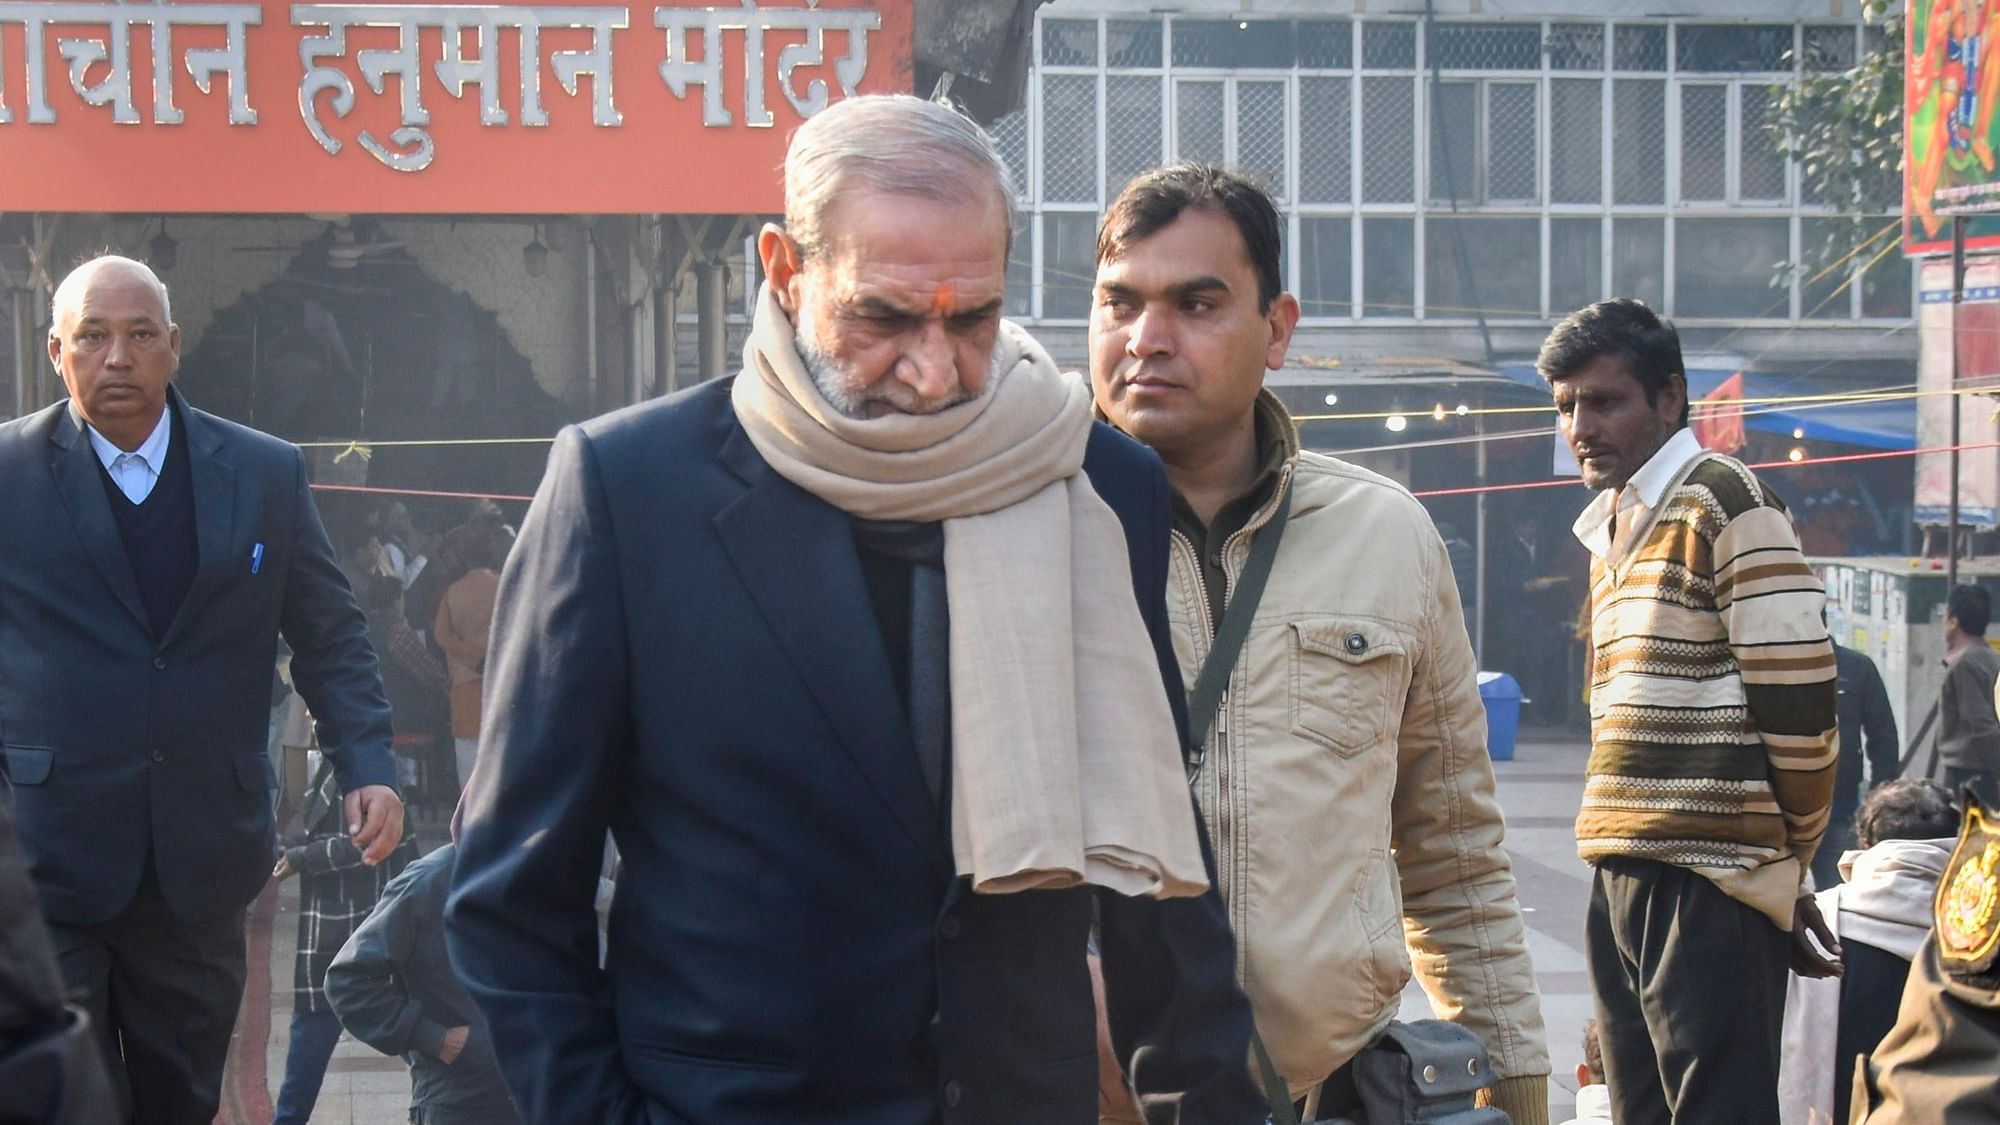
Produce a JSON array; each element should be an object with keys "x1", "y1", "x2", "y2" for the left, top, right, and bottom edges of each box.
[
  {"x1": 1429, "y1": 23, "x2": 1542, "y2": 70},
  {"x1": 1549, "y1": 79, "x2": 1601, "y2": 204},
  {"x1": 1613, "y1": 79, "x2": 1666, "y2": 205},
  {"x1": 1043, "y1": 20, "x2": 1096, "y2": 67},
  {"x1": 1299, "y1": 77, "x2": 1352, "y2": 204},
  {"x1": 1361, "y1": 77, "x2": 1416, "y2": 203},
  {"x1": 1009, "y1": 13, "x2": 1899, "y2": 325},
  {"x1": 1040, "y1": 74, "x2": 1098, "y2": 204},
  {"x1": 1549, "y1": 218, "x2": 1604, "y2": 316},
  {"x1": 1174, "y1": 80, "x2": 1225, "y2": 165},
  {"x1": 1426, "y1": 217, "x2": 1540, "y2": 316},
  {"x1": 992, "y1": 110, "x2": 1029, "y2": 201},
  {"x1": 1297, "y1": 217, "x2": 1353, "y2": 316},
  {"x1": 1675, "y1": 217, "x2": 1791, "y2": 318},
  {"x1": 1547, "y1": 23, "x2": 1604, "y2": 71},
  {"x1": 1237, "y1": 81, "x2": 1288, "y2": 199},
  {"x1": 1040, "y1": 213, "x2": 1097, "y2": 320},
  {"x1": 1676, "y1": 24, "x2": 1791, "y2": 73},
  {"x1": 1362, "y1": 217, "x2": 1415, "y2": 317},
  {"x1": 1106, "y1": 76, "x2": 1163, "y2": 199},
  {"x1": 1428, "y1": 81, "x2": 1536, "y2": 205},
  {"x1": 1106, "y1": 19, "x2": 1161, "y2": 68},
  {"x1": 1614, "y1": 25, "x2": 1667, "y2": 71},
  {"x1": 1173, "y1": 19, "x2": 1297, "y2": 68}
]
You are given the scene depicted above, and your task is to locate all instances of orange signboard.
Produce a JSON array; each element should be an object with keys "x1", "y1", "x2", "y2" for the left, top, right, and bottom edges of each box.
[{"x1": 0, "y1": 0, "x2": 913, "y2": 214}]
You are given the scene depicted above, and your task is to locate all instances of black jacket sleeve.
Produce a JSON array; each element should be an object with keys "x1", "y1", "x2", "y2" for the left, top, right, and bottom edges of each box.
[
  {"x1": 1096, "y1": 450, "x2": 1264, "y2": 1124},
  {"x1": 442, "y1": 428, "x2": 662, "y2": 1123},
  {"x1": 326, "y1": 850, "x2": 454, "y2": 1060},
  {"x1": 1860, "y1": 658, "x2": 1901, "y2": 788}
]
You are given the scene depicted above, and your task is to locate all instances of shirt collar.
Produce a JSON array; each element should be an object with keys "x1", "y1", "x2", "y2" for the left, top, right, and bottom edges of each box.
[
  {"x1": 83, "y1": 402, "x2": 172, "y2": 475},
  {"x1": 1571, "y1": 427, "x2": 1703, "y2": 560},
  {"x1": 1574, "y1": 1084, "x2": 1611, "y2": 1119}
]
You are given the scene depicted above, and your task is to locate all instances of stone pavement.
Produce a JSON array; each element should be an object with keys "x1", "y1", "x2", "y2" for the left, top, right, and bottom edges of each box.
[{"x1": 224, "y1": 729, "x2": 1598, "y2": 1124}]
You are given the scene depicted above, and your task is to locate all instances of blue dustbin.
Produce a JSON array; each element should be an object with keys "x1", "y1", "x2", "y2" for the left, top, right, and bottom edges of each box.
[{"x1": 1477, "y1": 672, "x2": 1522, "y2": 761}]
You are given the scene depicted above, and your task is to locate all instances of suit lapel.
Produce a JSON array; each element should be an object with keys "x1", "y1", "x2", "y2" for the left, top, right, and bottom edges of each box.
[
  {"x1": 712, "y1": 422, "x2": 950, "y2": 873},
  {"x1": 159, "y1": 393, "x2": 238, "y2": 651},
  {"x1": 47, "y1": 406, "x2": 149, "y2": 632}
]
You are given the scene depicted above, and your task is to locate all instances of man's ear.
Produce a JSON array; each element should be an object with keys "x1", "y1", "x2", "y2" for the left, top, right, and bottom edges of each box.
[
  {"x1": 1264, "y1": 292, "x2": 1301, "y2": 372},
  {"x1": 757, "y1": 224, "x2": 804, "y2": 315}
]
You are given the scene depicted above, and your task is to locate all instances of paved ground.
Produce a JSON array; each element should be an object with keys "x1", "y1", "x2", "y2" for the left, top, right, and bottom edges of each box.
[{"x1": 222, "y1": 728, "x2": 1598, "y2": 1124}]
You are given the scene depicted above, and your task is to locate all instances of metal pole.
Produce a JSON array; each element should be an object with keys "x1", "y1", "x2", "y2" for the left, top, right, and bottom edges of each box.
[
  {"x1": 1951, "y1": 214, "x2": 1966, "y2": 592},
  {"x1": 696, "y1": 260, "x2": 728, "y2": 381},
  {"x1": 1473, "y1": 409, "x2": 1488, "y2": 666}
]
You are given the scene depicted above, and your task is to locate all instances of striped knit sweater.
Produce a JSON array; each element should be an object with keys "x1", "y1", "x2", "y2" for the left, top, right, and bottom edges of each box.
[{"x1": 1578, "y1": 452, "x2": 1837, "y2": 929}]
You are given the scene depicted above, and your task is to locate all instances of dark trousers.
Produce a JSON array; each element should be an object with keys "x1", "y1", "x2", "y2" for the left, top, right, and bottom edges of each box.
[
  {"x1": 1810, "y1": 803, "x2": 1858, "y2": 890},
  {"x1": 46, "y1": 865, "x2": 247, "y2": 1125},
  {"x1": 1585, "y1": 857, "x2": 1788, "y2": 1125},
  {"x1": 1945, "y1": 765, "x2": 2000, "y2": 807},
  {"x1": 273, "y1": 1006, "x2": 344, "y2": 1125}
]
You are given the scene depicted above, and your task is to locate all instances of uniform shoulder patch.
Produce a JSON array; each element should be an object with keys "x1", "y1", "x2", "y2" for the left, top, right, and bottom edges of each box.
[{"x1": 1938, "y1": 795, "x2": 2000, "y2": 978}]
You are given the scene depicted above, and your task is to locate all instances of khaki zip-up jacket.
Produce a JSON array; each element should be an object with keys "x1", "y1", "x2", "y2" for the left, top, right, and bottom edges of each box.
[{"x1": 1170, "y1": 393, "x2": 1548, "y2": 1104}]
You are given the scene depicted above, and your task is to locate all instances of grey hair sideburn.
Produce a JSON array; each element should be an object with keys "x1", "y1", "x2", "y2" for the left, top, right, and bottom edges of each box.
[{"x1": 784, "y1": 95, "x2": 1014, "y2": 259}]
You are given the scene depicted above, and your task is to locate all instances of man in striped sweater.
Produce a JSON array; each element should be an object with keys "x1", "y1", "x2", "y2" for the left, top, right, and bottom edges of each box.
[{"x1": 1539, "y1": 299, "x2": 1842, "y2": 1124}]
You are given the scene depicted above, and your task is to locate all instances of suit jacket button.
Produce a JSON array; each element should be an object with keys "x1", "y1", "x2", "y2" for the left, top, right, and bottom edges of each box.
[
  {"x1": 150, "y1": 749, "x2": 164, "y2": 763},
  {"x1": 152, "y1": 655, "x2": 167, "y2": 670},
  {"x1": 938, "y1": 916, "x2": 961, "y2": 940},
  {"x1": 942, "y1": 1080, "x2": 965, "y2": 1108}
]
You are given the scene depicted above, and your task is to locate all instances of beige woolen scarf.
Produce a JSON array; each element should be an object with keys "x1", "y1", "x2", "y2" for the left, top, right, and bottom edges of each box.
[{"x1": 732, "y1": 283, "x2": 1207, "y2": 899}]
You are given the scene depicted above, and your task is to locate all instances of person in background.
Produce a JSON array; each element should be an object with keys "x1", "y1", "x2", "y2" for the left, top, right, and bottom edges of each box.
[
  {"x1": 1851, "y1": 790, "x2": 2000, "y2": 1124},
  {"x1": 1555, "y1": 1020, "x2": 1610, "y2": 1125},
  {"x1": 1820, "y1": 622, "x2": 1900, "y2": 890},
  {"x1": 445, "y1": 97, "x2": 1260, "y2": 1124},
  {"x1": 0, "y1": 254, "x2": 404, "y2": 1124},
  {"x1": 1780, "y1": 780, "x2": 1959, "y2": 1125},
  {"x1": 326, "y1": 842, "x2": 521, "y2": 1125},
  {"x1": 1087, "y1": 163, "x2": 1546, "y2": 1122},
  {"x1": 1539, "y1": 298, "x2": 1839, "y2": 1124},
  {"x1": 432, "y1": 528, "x2": 504, "y2": 793},
  {"x1": 269, "y1": 764, "x2": 419, "y2": 1125},
  {"x1": 1939, "y1": 584, "x2": 2000, "y2": 806}
]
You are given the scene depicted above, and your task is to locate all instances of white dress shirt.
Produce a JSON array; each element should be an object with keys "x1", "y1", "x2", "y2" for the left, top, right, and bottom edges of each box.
[
  {"x1": 1570, "y1": 427, "x2": 1704, "y2": 563},
  {"x1": 84, "y1": 406, "x2": 172, "y2": 504}
]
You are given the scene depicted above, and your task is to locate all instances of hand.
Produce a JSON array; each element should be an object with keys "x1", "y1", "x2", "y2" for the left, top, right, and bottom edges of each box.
[
  {"x1": 1088, "y1": 953, "x2": 1142, "y2": 1120},
  {"x1": 271, "y1": 855, "x2": 294, "y2": 880},
  {"x1": 1792, "y1": 895, "x2": 1844, "y2": 979},
  {"x1": 438, "y1": 1025, "x2": 470, "y2": 1065},
  {"x1": 343, "y1": 784, "x2": 405, "y2": 866}
]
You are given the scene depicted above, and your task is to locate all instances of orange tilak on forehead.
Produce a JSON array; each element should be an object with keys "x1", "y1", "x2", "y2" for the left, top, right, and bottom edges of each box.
[{"x1": 930, "y1": 283, "x2": 958, "y2": 315}]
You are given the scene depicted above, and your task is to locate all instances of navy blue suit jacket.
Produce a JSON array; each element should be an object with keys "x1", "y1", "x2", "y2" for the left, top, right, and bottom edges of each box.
[
  {"x1": 0, "y1": 388, "x2": 396, "y2": 923},
  {"x1": 446, "y1": 378, "x2": 1261, "y2": 1124}
]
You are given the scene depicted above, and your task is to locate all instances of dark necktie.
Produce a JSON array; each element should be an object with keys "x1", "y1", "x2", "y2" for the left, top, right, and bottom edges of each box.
[{"x1": 853, "y1": 520, "x2": 950, "y2": 807}]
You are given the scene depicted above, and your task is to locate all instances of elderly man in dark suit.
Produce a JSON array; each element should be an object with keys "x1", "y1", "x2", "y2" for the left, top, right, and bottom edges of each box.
[
  {"x1": 0, "y1": 255, "x2": 403, "y2": 1124},
  {"x1": 446, "y1": 96, "x2": 1262, "y2": 1125}
]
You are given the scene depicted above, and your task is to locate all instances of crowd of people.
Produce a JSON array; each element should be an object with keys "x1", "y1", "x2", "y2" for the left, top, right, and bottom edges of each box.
[{"x1": 0, "y1": 93, "x2": 1996, "y2": 1125}]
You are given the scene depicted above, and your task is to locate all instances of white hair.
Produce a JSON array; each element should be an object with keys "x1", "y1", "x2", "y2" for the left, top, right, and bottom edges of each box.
[
  {"x1": 50, "y1": 254, "x2": 173, "y2": 329},
  {"x1": 784, "y1": 94, "x2": 1014, "y2": 259}
]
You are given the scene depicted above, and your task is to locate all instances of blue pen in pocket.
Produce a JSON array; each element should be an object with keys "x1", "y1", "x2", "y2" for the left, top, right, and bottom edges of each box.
[{"x1": 251, "y1": 542, "x2": 265, "y2": 574}]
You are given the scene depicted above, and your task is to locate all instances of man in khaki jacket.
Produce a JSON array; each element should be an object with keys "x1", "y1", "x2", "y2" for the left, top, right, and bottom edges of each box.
[{"x1": 1088, "y1": 164, "x2": 1549, "y2": 1123}]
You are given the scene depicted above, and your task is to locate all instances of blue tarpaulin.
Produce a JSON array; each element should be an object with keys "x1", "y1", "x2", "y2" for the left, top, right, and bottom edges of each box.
[{"x1": 1496, "y1": 363, "x2": 1915, "y2": 451}]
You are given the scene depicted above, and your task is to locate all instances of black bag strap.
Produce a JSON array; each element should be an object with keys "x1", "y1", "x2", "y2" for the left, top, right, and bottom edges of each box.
[
  {"x1": 1180, "y1": 475, "x2": 1297, "y2": 1124},
  {"x1": 1186, "y1": 475, "x2": 1293, "y2": 769}
]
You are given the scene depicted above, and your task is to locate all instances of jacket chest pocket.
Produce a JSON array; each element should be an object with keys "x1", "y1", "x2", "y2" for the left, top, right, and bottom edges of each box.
[{"x1": 1290, "y1": 619, "x2": 1411, "y2": 758}]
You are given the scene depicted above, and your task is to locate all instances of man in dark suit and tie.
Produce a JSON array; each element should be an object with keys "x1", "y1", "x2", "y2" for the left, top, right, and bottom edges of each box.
[
  {"x1": 0, "y1": 255, "x2": 405, "y2": 1123},
  {"x1": 445, "y1": 96, "x2": 1263, "y2": 1124}
]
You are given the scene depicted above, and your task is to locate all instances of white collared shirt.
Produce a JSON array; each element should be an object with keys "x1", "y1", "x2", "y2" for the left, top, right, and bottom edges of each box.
[
  {"x1": 1570, "y1": 426, "x2": 1704, "y2": 563},
  {"x1": 85, "y1": 406, "x2": 172, "y2": 504}
]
